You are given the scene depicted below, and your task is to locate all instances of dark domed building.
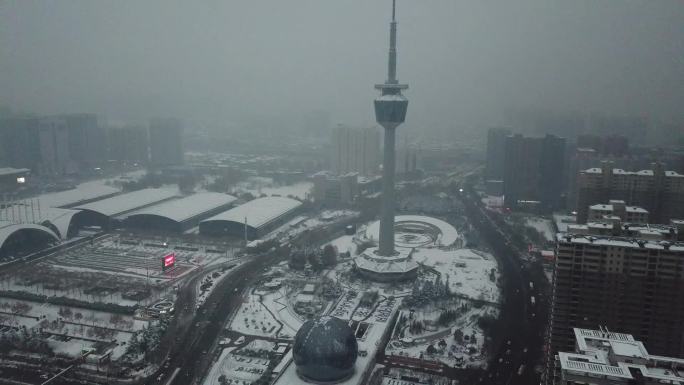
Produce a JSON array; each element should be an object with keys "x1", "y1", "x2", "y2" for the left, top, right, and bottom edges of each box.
[{"x1": 292, "y1": 316, "x2": 358, "y2": 383}]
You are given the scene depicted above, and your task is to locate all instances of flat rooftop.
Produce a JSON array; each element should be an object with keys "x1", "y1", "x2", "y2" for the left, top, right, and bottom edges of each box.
[
  {"x1": 558, "y1": 328, "x2": 684, "y2": 383},
  {"x1": 558, "y1": 233, "x2": 684, "y2": 251}
]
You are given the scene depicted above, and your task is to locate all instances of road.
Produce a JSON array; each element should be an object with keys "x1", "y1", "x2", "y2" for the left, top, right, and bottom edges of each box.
[
  {"x1": 457, "y1": 185, "x2": 549, "y2": 385},
  {"x1": 152, "y1": 249, "x2": 284, "y2": 385}
]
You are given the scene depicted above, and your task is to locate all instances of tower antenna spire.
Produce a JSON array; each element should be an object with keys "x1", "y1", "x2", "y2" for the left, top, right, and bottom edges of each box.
[
  {"x1": 387, "y1": 0, "x2": 398, "y2": 83},
  {"x1": 374, "y1": 0, "x2": 409, "y2": 256}
]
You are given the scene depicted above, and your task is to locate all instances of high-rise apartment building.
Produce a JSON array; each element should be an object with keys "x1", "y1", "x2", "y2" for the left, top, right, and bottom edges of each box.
[
  {"x1": 330, "y1": 125, "x2": 380, "y2": 177},
  {"x1": 0, "y1": 116, "x2": 72, "y2": 175},
  {"x1": 107, "y1": 125, "x2": 149, "y2": 164},
  {"x1": 61, "y1": 113, "x2": 107, "y2": 170},
  {"x1": 149, "y1": 118, "x2": 184, "y2": 167},
  {"x1": 549, "y1": 227, "x2": 684, "y2": 362},
  {"x1": 576, "y1": 162, "x2": 684, "y2": 223},
  {"x1": 553, "y1": 328, "x2": 684, "y2": 385},
  {"x1": 485, "y1": 127, "x2": 511, "y2": 180},
  {"x1": 503, "y1": 134, "x2": 566, "y2": 210}
]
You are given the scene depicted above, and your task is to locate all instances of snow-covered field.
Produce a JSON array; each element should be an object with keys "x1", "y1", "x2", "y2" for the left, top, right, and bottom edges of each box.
[
  {"x1": 231, "y1": 293, "x2": 281, "y2": 338},
  {"x1": 386, "y1": 303, "x2": 497, "y2": 369},
  {"x1": 0, "y1": 297, "x2": 148, "y2": 359},
  {"x1": 262, "y1": 209, "x2": 359, "y2": 243},
  {"x1": 232, "y1": 177, "x2": 312, "y2": 200},
  {"x1": 327, "y1": 235, "x2": 356, "y2": 256},
  {"x1": 203, "y1": 345, "x2": 271, "y2": 385},
  {"x1": 413, "y1": 248, "x2": 500, "y2": 303},
  {"x1": 230, "y1": 288, "x2": 301, "y2": 339}
]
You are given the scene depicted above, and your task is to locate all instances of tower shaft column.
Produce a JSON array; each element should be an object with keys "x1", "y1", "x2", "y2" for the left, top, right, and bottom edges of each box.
[{"x1": 379, "y1": 127, "x2": 396, "y2": 256}]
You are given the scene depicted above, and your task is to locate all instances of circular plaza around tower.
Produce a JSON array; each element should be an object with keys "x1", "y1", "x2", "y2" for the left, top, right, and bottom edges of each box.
[{"x1": 362, "y1": 215, "x2": 459, "y2": 249}]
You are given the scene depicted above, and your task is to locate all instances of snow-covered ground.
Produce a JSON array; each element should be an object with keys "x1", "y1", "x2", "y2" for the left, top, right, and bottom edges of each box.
[
  {"x1": 262, "y1": 209, "x2": 359, "y2": 243},
  {"x1": 260, "y1": 289, "x2": 301, "y2": 338},
  {"x1": 362, "y1": 215, "x2": 461, "y2": 248},
  {"x1": 232, "y1": 177, "x2": 312, "y2": 200},
  {"x1": 229, "y1": 288, "x2": 301, "y2": 339},
  {"x1": 326, "y1": 235, "x2": 356, "y2": 256},
  {"x1": 525, "y1": 217, "x2": 556, "y2": 242},
  {"x1": 0, "y1": 297, "x2": 148, "y2": 360},
  {"x1": 413, "y1": 248, "x2": 500, "y2": 303},
  {"x1": 203, "y1": 345, "x2": 271, "y2": 385},
  {"x1": 385, "y1": 304, "x2": 497, "y2": 369}
]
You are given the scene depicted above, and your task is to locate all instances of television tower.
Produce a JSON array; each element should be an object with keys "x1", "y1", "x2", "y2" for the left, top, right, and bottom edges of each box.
[{"x1": 375, "y1": 0, "x2": 408, "y2": 256}]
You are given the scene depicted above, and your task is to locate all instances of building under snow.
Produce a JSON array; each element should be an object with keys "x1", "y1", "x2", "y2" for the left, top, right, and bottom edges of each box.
[
  {"x1": 553, "y1": 328, "x2": 684, "y2": 385},
  {"x1": 199, "y1": 196, "x2": 302, "y2": 240}
]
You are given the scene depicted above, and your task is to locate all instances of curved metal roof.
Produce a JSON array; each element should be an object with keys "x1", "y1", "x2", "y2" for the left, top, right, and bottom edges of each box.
[
  {"x1": 124, "y1": 192, "x2": 237, "y2": 223},
  {"x1": 74, "y1": 188, "x2": 178, "y2": 217},
  {"x1": 0, "y1": 221, "x2": 60, "y2": 251},
  {"x1": 201, "y1": 196, "x2": 302, "y2": 230}
]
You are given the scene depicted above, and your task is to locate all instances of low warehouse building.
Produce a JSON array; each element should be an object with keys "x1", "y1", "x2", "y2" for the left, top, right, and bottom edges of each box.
[
  {"x1": 123, "y1": 192, "x2": 237, "y2": 233},
  {"x1": 199, "y1": 196, "x2": 302, "y2": 239}
]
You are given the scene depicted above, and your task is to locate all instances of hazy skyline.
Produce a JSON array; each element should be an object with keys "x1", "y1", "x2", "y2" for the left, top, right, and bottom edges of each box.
[{"x1": 1, "y1": 0, "x2": 683, "y2": 135}]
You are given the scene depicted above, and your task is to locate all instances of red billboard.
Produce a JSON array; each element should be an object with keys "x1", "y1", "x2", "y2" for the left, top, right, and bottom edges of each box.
[{"x1": 162, "y1": 253, "x2": 176, "y2": 270}]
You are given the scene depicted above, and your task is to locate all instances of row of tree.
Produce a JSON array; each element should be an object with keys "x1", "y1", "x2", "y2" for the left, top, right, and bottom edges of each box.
[
  {"x1": 404, "y1": 277, "x2": 451, "y2": 307},
  {"x1": 122, "y1": 318, "x2": 169, "y2": 362},
  {"x1": 288, "y1": 244, "x2": 338, "y2": 271}
]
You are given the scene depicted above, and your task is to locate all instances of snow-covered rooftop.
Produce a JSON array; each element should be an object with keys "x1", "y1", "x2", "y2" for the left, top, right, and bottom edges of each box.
[
  {"x1": 123, "y1": 192, "x2": 236, "y2": 223},
  {"x1": 201, "y1": 196, "x2": 302, "y2": 229},
  {"x1": 37, "y1": 180, "x2": 121, "y2": 209},
  {"x1": 582, "y1": 168, "x2": 684, "y2": 178},
  {"x1": 0, "y1": 167, "x2": 29, "y2": 176},
  {"x1": 75, "y1": 188, "x2": 178, "y2": 217},
  {"x1": 557, "y1": 233, "x2": 684, "y2": 251},
  {"x1": 558, "y1": 328, "x2": 684, "y2": 383}
]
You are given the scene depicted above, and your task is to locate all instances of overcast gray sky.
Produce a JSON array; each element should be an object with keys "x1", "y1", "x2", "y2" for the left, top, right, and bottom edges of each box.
[{"x1": 1, "y1": 0, "x2": 683, "y2": 134}]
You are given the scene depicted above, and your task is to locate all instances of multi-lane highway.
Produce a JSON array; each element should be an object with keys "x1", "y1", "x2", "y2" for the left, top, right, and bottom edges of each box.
[
  {"x1": 154, "y1": 249, "x2": 284, "y2": 385},
  {"x1": 457, "y1": 185, "x2": 549, "y2": 385}
]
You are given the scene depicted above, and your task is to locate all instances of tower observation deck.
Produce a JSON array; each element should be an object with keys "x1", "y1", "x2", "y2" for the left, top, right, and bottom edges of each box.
[{"x1": 375, "y1": 0, "x2": 408, "y2": 256}]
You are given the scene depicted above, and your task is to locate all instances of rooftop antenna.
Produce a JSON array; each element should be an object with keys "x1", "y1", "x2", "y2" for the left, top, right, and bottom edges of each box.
[{"x1": 244, "y1": 216, "x2": 248, "y2": 245}]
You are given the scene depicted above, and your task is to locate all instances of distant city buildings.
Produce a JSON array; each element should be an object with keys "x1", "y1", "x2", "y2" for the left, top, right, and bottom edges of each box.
[
  {"x1": 549, "y1": 221, "x2": 684, "y2": 364},
  {"x1": 62, "y1": 113, "x2": 107, "y2": 170},
  {"x1": 576, "y1": 134, "x2": 630, "y2": 157},
  {"x1": 502, "y1": 133, "x2": 566, "y2": 211},
  {"x1": 330, "y1": 125, "x2": 380, "y2": 177},
  {"x1": 0, "y1": 167, "x2": 30, "y2": 192},
  {"x1": 0, "y1": 114, "x2": 185, "y2": 175},
  {"x1": 485, "y1": 127, "x2": 511, "y2": 181},
  {"x1": 149, "y1": 118, "x2": 184, "y2": 167},
  {"x1": 553, "y1": 328, "x2": 684, "y2": 385},
  {"x1": 0, "y1": 116, "x2": 72, "y2": 175},
  {"x1": 106, "y1": 125, "x2": 149, "y2": 165},
  {"x1": 576, "y1": 162, "x2": 684, "y2": 223}
]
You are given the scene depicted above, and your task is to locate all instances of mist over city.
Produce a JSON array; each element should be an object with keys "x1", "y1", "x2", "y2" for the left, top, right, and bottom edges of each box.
[{"x1": 0, "y1": 1, "x2": 683, "y2": 385}]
